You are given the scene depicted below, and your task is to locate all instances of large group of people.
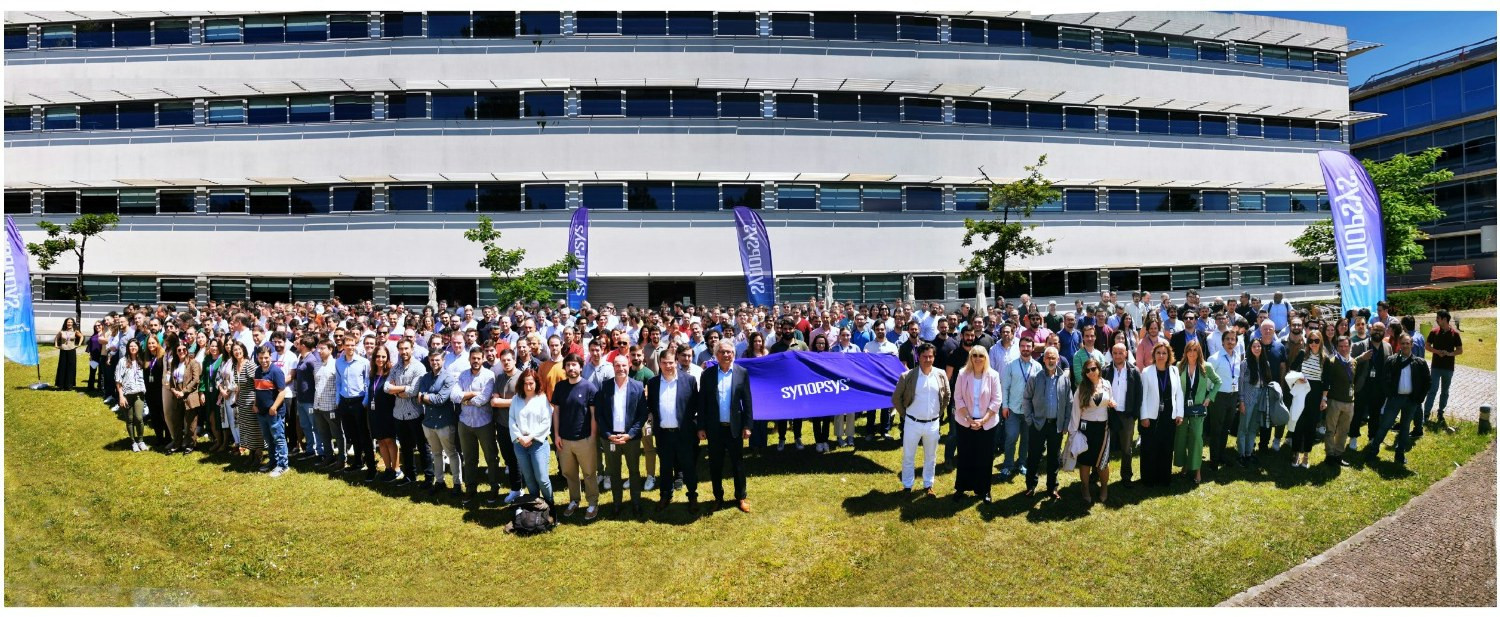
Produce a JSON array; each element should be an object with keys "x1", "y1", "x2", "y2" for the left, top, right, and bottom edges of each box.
[{"x1": 64, "y1": 286, "x2": 1466, "y2": 523}]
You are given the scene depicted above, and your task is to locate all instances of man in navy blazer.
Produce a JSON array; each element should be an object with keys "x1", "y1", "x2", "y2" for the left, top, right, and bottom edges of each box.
[
  {"x1": 697, "y1": 340, "x2": 754, "y2": 513},
  {"x1": 646, "y1": 349, "x2": 701, "y2": 513},
  {"x1": 593, "y1": 355, "x2": 648, "y2": 517}
]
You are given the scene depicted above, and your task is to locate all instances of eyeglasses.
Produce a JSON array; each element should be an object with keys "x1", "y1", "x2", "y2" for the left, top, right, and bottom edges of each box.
[{"x1": 1086, "y1": 366, "x2": 1099, "y2": 373}]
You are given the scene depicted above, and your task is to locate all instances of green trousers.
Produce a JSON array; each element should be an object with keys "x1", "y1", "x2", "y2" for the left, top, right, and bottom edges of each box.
[{"x1": 1173, "y1": 415, "x2": 1206, "y2": 471}]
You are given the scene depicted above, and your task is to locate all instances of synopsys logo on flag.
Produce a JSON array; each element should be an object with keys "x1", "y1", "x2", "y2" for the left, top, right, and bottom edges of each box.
[
  {"x1": 1330, "y1": 171, "x2": 1375, "y2": 286},
  {"x1": 781, "y1": 378, "x2": 850, "y2": 401},
  {"x1": 739, "y1": 221, "x2": 767, "y2": 296}
]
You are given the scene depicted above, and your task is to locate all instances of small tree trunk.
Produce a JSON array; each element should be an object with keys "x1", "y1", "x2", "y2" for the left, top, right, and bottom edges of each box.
[{"x1": 73, "y1": 241, "x2": 85, "y2": 327}]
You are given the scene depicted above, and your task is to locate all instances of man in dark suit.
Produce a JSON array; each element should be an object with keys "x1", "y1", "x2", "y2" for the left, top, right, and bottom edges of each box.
[
  {"x1": 592, "y1": 354, "x2": 648, "y2": 517},
  {"x1": 1364, "y1": 333, "x2": 1431, "y2": 466},
  {"x1": 1169, "y1": 311, "x2": 1204, "y2": 361},
  {"x1": 1350, "y1": 321, "x2": 1390, "y2": 451},
  {"x1": 1102, "y1": 343, "x2": 1143, "y2": 484},
  {"x1": 646, "y1": 349, "x2": 700, "y2": 513},
  {"x1": 697, "y1": 340, "x2": 753, "y2": 513}
]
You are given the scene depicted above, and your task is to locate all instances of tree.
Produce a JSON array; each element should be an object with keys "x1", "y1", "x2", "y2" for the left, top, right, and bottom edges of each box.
[
  {"x1": 1289, "y1": 147, "x2": 1450, "y2": 275},
  {"x1": 26, "y1": 213, "x2": 120, "y2": 326},
  {"x1": 464, "y1": 215, "x2": 580, "y2": 308},
  {"x1": 960, "y1": 155, "x2": 1062, "y2": 294}
]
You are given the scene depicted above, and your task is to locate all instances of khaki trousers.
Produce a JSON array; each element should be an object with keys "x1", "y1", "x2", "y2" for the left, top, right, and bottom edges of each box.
[
  {"x1": 1324, "y1": 399, "x2": 1355, "y2": 457},
  {"x1": 558, "y1": 437, "x2": 599, "y2": 507}
]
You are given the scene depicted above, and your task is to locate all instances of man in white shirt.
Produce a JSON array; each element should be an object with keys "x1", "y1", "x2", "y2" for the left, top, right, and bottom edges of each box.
[
  {"x1": 1206, "y1": 330, "x2": 1241, "y2": 470},
  {"x1": 892, "y1": 344, "x2": 949, "y2": 495}
]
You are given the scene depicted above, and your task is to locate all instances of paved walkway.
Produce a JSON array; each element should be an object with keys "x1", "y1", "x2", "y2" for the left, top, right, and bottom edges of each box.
[{"x1": 1223, "y1": 366, "x2": 1497, "y2": 607}]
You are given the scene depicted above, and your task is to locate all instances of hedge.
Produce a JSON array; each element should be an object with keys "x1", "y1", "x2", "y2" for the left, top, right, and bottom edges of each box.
[{"x1": 1385, "y1": 284, "x2": 1496, "y2": 315}]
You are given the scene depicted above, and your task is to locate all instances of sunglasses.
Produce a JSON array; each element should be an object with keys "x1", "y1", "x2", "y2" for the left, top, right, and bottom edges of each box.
[{"x1": 1086, "y1": 366, "x2": 1099, "y2": 373}]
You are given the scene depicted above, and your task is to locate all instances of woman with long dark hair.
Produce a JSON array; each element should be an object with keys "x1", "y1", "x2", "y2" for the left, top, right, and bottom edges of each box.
[
  {"x1": 1237, "y1": 338, "x2": 1273, "y2": 467},
  {"x1": 143, "y1": 335, "x2": 169, "y2": 449},
  {"x1": 1068, "y1": 356, "x2": 1112, "y2": 504},
  {"x1": 366, "y1": 344, "x2": 400, "y2": 482},
  {"x1": 86, "y1": 320, "x2": 105, "y2": 393},
  {"x1": 115, "y1": 338, "x2": 148, "y2": 451},
  {"x1": 509, "y1": 369, "x2": 554, "y2": 508},
  {"x1": 1138, "y1": 342, "x2": 1183, "y2": 487},
  {"x1": 167, "y1": 343, "x2": 203, "y2": 453},
  {"x1": 54, "y1": 317, "x2": 79, "y2": 390},
  {"x1": 232, "y1": 341, "x2": 264, "y2": 468},
  {"x1": 809, "y1": 333, "x2": 833, "y2": 452},
  {"x1": 1288, "y1": 332, "x2": 1327, "y2": 469},
  {"x1": 202, "y1": 339, "x2": 227, "y2": 452}
]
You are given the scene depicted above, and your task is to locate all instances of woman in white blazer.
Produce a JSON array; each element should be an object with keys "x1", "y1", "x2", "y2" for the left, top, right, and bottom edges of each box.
[{"x1": 1138, "y1": 342, "x2": 1184, "y2": 488}]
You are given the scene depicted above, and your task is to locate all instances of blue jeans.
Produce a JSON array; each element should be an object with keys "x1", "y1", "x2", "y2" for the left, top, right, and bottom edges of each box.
[
  {"x1": 1423, "y1": 368, "x2": 1454, "y2": 421},
  {"x1": 1237, "y1": 405, "x2": 1265, "y2": 458},
  {"x1": 999, "y1": 411, "x2": 1027, "y2": 474},
  {"x1": 258, "y1": 413, "x2": 289, "y2": 469},
  {"x1": 1371, "y1": 394, "x2": 1419, "y2": 463},
  {"x1": 513, "y1": 440, "x2": 554, "y2": 503},
  {"x1": 298, "y1": 401, "x2": 325, "y2": 457}
]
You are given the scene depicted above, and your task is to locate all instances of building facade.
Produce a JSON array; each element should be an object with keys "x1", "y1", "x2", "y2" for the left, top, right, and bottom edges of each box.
[
  {"x1": 1350, "y1": 37, "x2": 1497, "y2": 286},
  {"x1": 5, "y1": 10, "x2": 1375, "y2": 329}
]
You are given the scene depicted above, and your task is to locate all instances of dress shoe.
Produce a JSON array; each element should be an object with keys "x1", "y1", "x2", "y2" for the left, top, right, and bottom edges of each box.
[
  {"x1": 737, "y1": 499, "x2": 751, "y2": 513},
  {"x1": 924, "y1": 488, "x2": 936, "y2": 498},
  {"x1": 1048, "y1": 490, "x2": 1062, "y2": 500}
]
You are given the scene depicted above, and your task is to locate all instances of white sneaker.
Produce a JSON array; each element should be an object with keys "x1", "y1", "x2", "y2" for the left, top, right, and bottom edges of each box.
[
  {"x1": 602, "y1": 476, "x2": 612, "y2": 491},
  {"x1": 1271, "y1": 438, "x2": 1282, "y2": 451},
  {"x1": 673, "y1": 478, "x2": 684, "y2": 491},
  {"x1": 269, "y1": 467, "x2": 287, "y2": 478},
  {"x1": 643, "y1": 476, "x2": 657, "y2": 491},
  {"x1": 130, "y1": 441, "x2": 140, "y2": 452},
  {"x1": 622, "y1": 478, "x2": 630, "y2": 489},
  {"x1": 504, "y1": 491, "x2": 522, "y2": 505}
]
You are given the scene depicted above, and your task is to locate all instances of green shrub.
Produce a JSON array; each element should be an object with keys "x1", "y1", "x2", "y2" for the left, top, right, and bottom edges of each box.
[{"x1": 1386, "y1": 284, "x2": 1496, "y2": 315}]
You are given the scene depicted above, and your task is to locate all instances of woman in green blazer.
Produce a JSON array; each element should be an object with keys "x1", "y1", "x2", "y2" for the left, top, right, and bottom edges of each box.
[{"x1": 1174, "y1": 340, "x2": 1221, "y2": 483}]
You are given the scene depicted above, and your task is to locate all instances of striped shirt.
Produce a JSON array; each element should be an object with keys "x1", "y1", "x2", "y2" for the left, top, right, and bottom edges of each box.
[{"x1": 1300, "y1": 353, "x2": 1324, "y2": 382}]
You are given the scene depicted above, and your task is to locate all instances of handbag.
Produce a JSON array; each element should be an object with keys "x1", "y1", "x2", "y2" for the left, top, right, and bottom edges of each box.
[{"x1": 1266, "y1": 382, "x2": 1290, "y2": 426}]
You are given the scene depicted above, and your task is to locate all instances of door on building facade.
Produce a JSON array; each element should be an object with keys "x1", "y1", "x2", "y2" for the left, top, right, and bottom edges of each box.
[{"x1": 648, "y1": 280, "x2": 697, "y2": 308}]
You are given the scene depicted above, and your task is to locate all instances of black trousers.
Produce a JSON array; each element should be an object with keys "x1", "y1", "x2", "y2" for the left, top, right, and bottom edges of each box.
[
  {"x1": 1292, "y1": 381, "x2": 1324, "y2": 453},
  {"x1": 494, "y1": 410, "x2": 522, "y2": 491},
  {"x1": 394, "y1": 417, "x2": 430, "y2": 478},
  {"x1": 1140, "y1": 418, "x2": 1175, "y2": 486},
  {"x1": 811, "y1": 417, "x2": 831, "y2": 444},
  {"x1": 1205, "y1": 392, "x2": 1237, "y2": 467},
  {"x1": 1107, "y1": 409, "x2": 1139, "y2": 480},
  {"x1": 706, "y1": 424, "x2": 747, "y2": 500},
  {"x1": 1025, "y1": 419, "x2": 1063, "y2": 491},
  {"x1": 862, "y1": 409, "x2": 893, "y2": 437},
  {"x1": 776, "y1": 419, "x2": 803, "y2": 443},
  {"x1": 655, "y1": 427, "x2": 699, "y2": 500},
  {"x1": 955, "y1": 424, "x2": 996, "y2": 496},
  {"x1": 337, "y1": 396, "x2": 376, "y2": 470},
  {"x1": 1350, "y1": 389, "x2": 1385, "y2": 440}
]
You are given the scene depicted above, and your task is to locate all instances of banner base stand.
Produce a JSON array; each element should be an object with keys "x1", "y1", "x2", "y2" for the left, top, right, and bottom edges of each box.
[{"x1": 28, "y1": 382, "x2": 50, "y2": 390}]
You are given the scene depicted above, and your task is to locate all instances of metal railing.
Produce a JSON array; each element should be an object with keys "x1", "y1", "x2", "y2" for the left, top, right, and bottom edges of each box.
[{"x1": 1353, "y1": 37, "x2": 1496, "y2": 94}]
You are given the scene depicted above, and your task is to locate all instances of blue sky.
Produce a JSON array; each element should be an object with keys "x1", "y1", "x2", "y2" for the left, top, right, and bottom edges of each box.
[{"x1": 1244, "y1": 12, "x2": 1496, "y2": 86}]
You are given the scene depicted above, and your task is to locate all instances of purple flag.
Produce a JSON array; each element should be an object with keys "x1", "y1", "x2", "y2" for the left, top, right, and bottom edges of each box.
[
  {"x1": 567, "y1": 206, "x2": 588, "y2": 310},
  {"x1": 732, "y1": 206, "x2": 775, "y2": 307},
  {"x1": 5, "y1": 216, "x2": 40, "y2": 366},
  {"x1": 1317, "y1": 151, "x2": 1386, "y2": 315},
  {"x1": 737, "y1": 351, "x2": 906, "y2": 421}
]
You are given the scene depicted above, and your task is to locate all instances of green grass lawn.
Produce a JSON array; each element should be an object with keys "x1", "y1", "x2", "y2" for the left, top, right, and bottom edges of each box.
[
  {"x1": 5, "y1": 350, "x2": 1494, "y2": 606},
  {"x1": 1414, "y1": 316, "x2": 1495, "y2": 373}
]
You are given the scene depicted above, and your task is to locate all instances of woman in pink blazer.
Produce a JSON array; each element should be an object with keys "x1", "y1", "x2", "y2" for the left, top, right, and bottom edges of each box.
[{"x1": 953, "y1": 345, "x2": 1003, "y2": 502}]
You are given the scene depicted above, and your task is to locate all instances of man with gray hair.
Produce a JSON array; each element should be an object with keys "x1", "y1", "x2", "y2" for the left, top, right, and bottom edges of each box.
[{"x1": 1022, "y1": 346, "x2": 1073, "y2": 500}]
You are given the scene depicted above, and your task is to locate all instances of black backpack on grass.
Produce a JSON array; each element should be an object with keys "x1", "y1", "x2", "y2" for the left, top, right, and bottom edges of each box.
[{"x1": 506, "y1": 496, "x2": 554, "y2": 536}]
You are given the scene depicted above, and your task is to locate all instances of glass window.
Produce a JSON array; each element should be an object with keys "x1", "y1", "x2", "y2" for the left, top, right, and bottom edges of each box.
[
  {"x1": 1201, "y1": 267, "x2": 1230, "y2": 288},
  {"x1": 721, "y1": 183, "x2": 763, "y2": 209},
  {"x1": 79, "y1": 190, "x2": 118, "y2": 215},
  {"x1": 157, "y1": 190, "x2": 194, "y2": 213},
  {"x1": 243, "y1": 16, "x2": 286, "y2": 44},
  {"x1": 249, "y1": 278, "x2": 291, "y2": 303},
  {"x1": 113, "y1": 20, "x2": 151, "y2": 47},
  {"x1": 427, "y1": 12, "x2": 473, "y2": 38},
  {"x1": 902, "y1": 97, "x2": 942, "y2": 123},
  {"x1": 856, "y1": 13, "x2": 898, "y2": 41},
  {"x1": 1201, "y1": 115, "x2": 1228, "y2": 137},
  {"x1": 523, "y1": 184, "x2": 567, "y2": 210},
  {"x1": 208, "y1": 190, "x2": 246, "y2": 214},
  {"x1": 1107, "y1": 109, "x2": 1137, "y2": 132},
  {"x1": 289, "y1": 95, "x2": 330, "y2": 123},
  {"x1": 715, "y1": 12, "x2": 759, "y2": 36},
  {"x1": 1137, "y1": 110, "x2": 1169, "y2": 134},
  {"x1": 813, "y1": 12, "x2": 855, "y2": 40},
  {"x1": 476, "y1": 91, "x2": 520, "y2": 120},
  {"x1": 719, "y1": 92, "x2": 761, "y2": 118},
  {"x1": 117, "y1": 102, "x2": 153, "y2": 129},
  {"x1": 80, "y1": 103, "x2": 117, "y2": 131},
  {"x1": 1262, "y1": 47, "x2": 1289, "y2": 70},
  {"x1": 905, "y1": 186, "x2": 942, "y2": 211},
  {"x1": 674, "y1": 183, "x2": 719, "y2": 211},
  {"x1": 627, "y1": 182, "x2": 672, "y2": 210},
  {"x1": 1290, "y1": 193, "x2": 1318, "y2": 213},
  {"x1": 247, "y1": 97, "x2": 288, "y2": 125},
  {"x1": 1265, "y1": 192, "x2": 1292, "y2": 213},
  {"x1": 1237, "y1": 266, "x2": 1264, "y2": 287},
  {"x1": 330, "y1": 13, "x2": 368, "y2": 39},
  {"x1": 477, "y1": 183, "x2": 521, "y2": 212},
  {"x1": 1139, "y1": 268, "x2": 1171, "y2": 292},
  {"x1": 861, "y1": 186, "x2": 901, "y2": 211},
  {"x1": 518, "y1": 12, "x2": 561, "y2": 35},
  {"x1": 621, "y1": 11, "x2": 667, "y2": 36},
  {"x1": 1067, "y1": 271, "x2": 1098, "y2": 294},
  {"x1": 331, "y1": 186, "x2": 373, "y2": 212},
  {"x1": 1169, "y1": 111, "x2": 1198, "y2": 136},
  {"x1": 5, "y1": 26, "x2": 28, "y2": 50},
  {"x1": 777, "y1": 184, "x2": 817, "y2": 210},
  {"x1": 207, "y1": 100, "x2": 245, "y2": 124},
  {"x1": 770, "y1": 12, "x2": 812, "y2": 37},
  {"x1": 776, "y1": 93, "x2": 816, "y2": 119},
  {"x1": 1058, "y1": 26, "x2": 1091, "y2": 51},
  {"x1": 1462, "y1": 62, "x2": 1496, "y2": 113},
  {"x1": 819, "y1": 93, "x2": 860, "y2": 121},
  {"x1": 289, "y1": 278, "x2": 330, "y2": 302},
  {"x1": 1197, "y1": 41, "x2": 1227, "y2": 62},
  {"x1": 1168, "y1": 38, "x2": 1197, "y2": 61},
  {"x1": 1238, "y1": 116, "x2": 1263, "y2": 138},
  {"x1": 522, "y1": 91, "x2": 564, "y2": 118},
  {"x1": 1109, "y1": 270, "x2": 1139, "y2": 292},
  {"x1": 387, "y1": 186, "x2": 428, "y2": 211},
  {"x1": 431, "y1": 92, "x2": 475, "y2": 120},
  {"x1": 820, "y1": 186, "x2": 860, "y2": 211},
  {"x1": 1263, "y1": 118, "x2": 1291, "y2": 141},
  {"x1": 1064, "y1": 189, "x2": 1096, "y2": 212},
  {"x1": 1102, "y1": 30, "x2": 1135, "y2": 54},
  {"x1": 625, "y1": 89, "x2": 671, "y2": 117},
  {"x1": 118, "y1": 190, "x2": 155, "y2": 215},
  {"x1": 1314, "y1": 52, "x2": 1340, "y2": 73},
  {"x1": 4, "y1": 108, "x2": 29, "y2": 133},
  {"x1": 581, "y1": 184, "x2": 625, "y2": 209},
  {"x1": 331, "y1": 94, "x2": 372, "y2": 121},
  {"x1": 859, "y1": 94, "x2": 899, "y2": 123},
  {"x1": 668, "y1": 12, "x2": 713, "y2": 36},
  {"x1": 1031, "y1": 270, "x2": 1065, "y2": 297},
  {"x1": 1029, "y1": 104, "x2": 1063, "y2": 130},
  {"x1": 1201, "y1": 191, "x2": 1229, "y2": 211},
  {"x1": 1064, "y1": 107, "x2": 1095, "y2": 131},
  {"x1": 1137, "y1": 34, "x2": 1168, "y2": 58},
  {"x1": 1235, "y1": 43, "x2": 1262, "y2": 65},
  {"x1": 955, "y1": 187, "x2": 989, "y2": 211},
  {"x1": 40, "y1": 24, "x2": 75, "y2": 48},
  {"x1": 285, "y1": 14, "x2": 329, "y2": 42},
  {"x1": 1139, "y1": 190, "x2": 1170, "y2": 212},
  {"x1": 382, "y1": 12, "x2": 423, "y2": 38},
  {"x1": 75, "y1": 22, "x2": 111, "y2": 48},
  {"x1": 433, "y1": 185, "x2": 478, "y2": 212},
  {"x1": 1238, "y1": 192, "x2": 1264, "y2": 211},
  {"x1": 1107, "y1": 190, "x2": 1137, "y2": 212},
  {"x1": 88, "y1": 276, "x2": 124, "y2": 303},
  {"x1": 1288, "y1": 49, "x2": 1315, "y2": 71},
  {"x1": 1168, "y1": 190, "x2": 1199, "y2": 212},
  {"x1": 248, "y1": 188, "x2": 290, "y2": 215},
  {"x1": 1034, "y1": 193, "x2": 1063, "y2": 213},
  {"x1": 672, "y1": 89, "x2": 717, "y2": 118},
  {"x1": 990, "y1": 19, "x2": 1024, "y2": 47},
  {"x1": 386, "y1": 93, "x2": 426, "y2": 119},
  {"x1": 471, "y1": 12, "x2": 515, "y2": 38},
  {"x1": 954, "y1": 100, "x2": 988, "y2": 124},
  {"x1": 42, "y1": 276, "x2": 78, "y2": 300},
  {"x1": 864, "y1": 275, "x2": 903, "y2": 302},
  {"x1": 1170, "y1": 268, "x2": 1201, "y2": 291},
  {"x1": 579, "y1": 90, "x2": 623, "y2": 116},
  {"x1": 43, "y1": 106, "x2": 77, "y2": 130},
  {"x1": 949, "y1": 18, "x2": 985, "y2": 44},
  {"x1": 1266, "y1": 264, "x2": 1293, "y2": 287},
  {"x1": 575, "y1": 11, "x2": 619, "y2": 35},
  {"x1": 290, "y1": 187, "x2": 330, "y2": 214}
]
